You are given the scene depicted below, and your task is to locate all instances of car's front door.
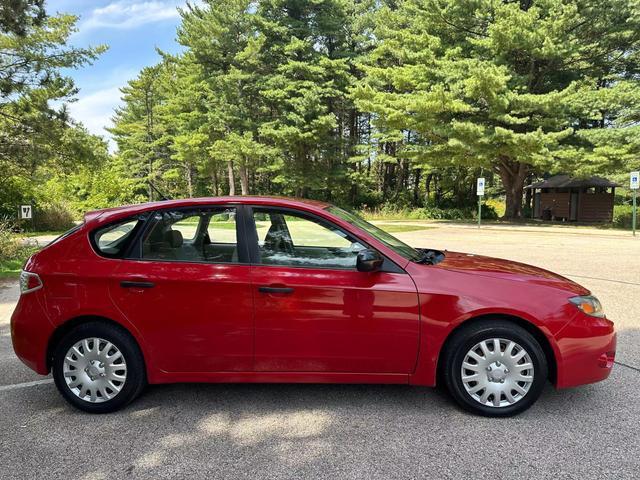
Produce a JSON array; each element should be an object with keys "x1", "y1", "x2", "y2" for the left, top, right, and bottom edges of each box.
[
  {"x1": 109, "y1": 205, "x2": 254, "y2": 373},
  {"x1": 248, "y1": 207, "x2": 421, "y2": 373}
]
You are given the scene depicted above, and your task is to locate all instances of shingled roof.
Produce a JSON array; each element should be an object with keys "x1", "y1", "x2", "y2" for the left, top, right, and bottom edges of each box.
[{"x1": 526, "y1": 174, "x2": 620, "y2": 189}]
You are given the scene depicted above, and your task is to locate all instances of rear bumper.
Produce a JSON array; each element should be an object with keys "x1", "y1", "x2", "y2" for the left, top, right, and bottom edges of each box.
[
  {"x1": 555, "y1": 313, "x2": 616, "y2": 389},
  {"x1": 10, "y1": 293, "x2": 53, "y2": 375}
]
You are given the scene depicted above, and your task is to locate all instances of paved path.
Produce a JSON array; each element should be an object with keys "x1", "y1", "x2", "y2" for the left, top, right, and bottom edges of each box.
[{"x1": 1, "y1": 224, "x2": 639, "y2": 479}]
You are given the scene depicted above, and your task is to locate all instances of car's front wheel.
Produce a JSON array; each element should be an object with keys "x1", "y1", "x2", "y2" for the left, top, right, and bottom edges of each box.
[
  {"x1": 442, "y1": 319, "x2": 548, "y2": 417},
  {"x1": 52, "y1": 321, "x2": 146, "y2": 413}
]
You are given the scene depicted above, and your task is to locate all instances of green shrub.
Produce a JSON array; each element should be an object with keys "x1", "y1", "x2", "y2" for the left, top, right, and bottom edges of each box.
[
  {"x1": 485, "y1": 197, "x2": 505, "y2": 218},
  {"x1": 360, "y1": 203, "x2": 498, "y2": 221},
  {"x1": 480, "y1": 203, "x2": 499, "y2": 220},
  {"x1": 33, "y1": 203, "x2": 76, "y2": 232},
  {"x1": 612, "y1": 205, "x2": 636, "y2": 229},
  {"x1": 0, "y1": 218, "x2": 21, "y2": 260},
  {"x1": 0, "y1": 218, "x2": 38, "y2": 276}
]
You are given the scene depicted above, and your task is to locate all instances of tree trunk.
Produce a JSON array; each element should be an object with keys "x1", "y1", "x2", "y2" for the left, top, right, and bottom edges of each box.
[
  {"x1": 239, "y1": 162, "x2": 249, "y2": 195},
  {"x1": 413, "y1": 168, "x2": 421, "y2": 206},
  {"x1": 227, "y1": 160, "x2": 235, "y2": 196},
  {"x1": 497, "y1": 157, "x2": 528, "y2": 219},
  {"x1": 299, "y1": 148, "x2": 309, "y2": 198},
  {"x1": 185, "y1": 163, "x2": 194, "y2": 198},
  {"x1": 455, "y1": 168, "x2": 465, "y2": 208},
  {"x1": 434, "y1": 174, "x2": 442, "y2": 207},
  {"x1": 424, "y1": 172, "x2": 433, "y2": 205},
  {"x1": 148, "y1": 157, "x2": 153, "y2": 202},
  {"x1": 211, "y1": 171, "x2": 219, "y2": 196},
  {"x1": 394, "y1": 158, "x2": 405, "y2": 198}
]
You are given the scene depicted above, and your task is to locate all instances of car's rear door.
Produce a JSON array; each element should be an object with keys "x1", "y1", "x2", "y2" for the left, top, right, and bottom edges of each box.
[
  {"x1": 109, "y1": 205, "x2": 254, "y2": 373},
  {"x1": 248, "y1": 206, "x2": 420, "y2": 374}
]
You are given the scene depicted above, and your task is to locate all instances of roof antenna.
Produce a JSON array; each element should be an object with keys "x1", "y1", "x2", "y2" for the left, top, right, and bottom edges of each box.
[{"x1": 148, "y1": 181, "x2": 172, "y2": 201}]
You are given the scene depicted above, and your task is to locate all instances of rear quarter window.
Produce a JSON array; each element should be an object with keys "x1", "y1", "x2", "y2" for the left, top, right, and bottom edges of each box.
[{"x1": 92, "y1": 218, "x2": 141, "y2": 258}]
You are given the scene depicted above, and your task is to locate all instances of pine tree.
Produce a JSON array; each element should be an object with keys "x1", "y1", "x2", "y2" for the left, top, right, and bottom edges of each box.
[{"x1": 355, "y1": 0, "x2": 640, "y2": 217}]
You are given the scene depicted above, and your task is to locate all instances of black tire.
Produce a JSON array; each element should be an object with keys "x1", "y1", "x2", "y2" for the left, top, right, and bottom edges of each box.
[
  {"x1": 52, "y1": 321, "x2": 146, "y2": 413},
  {"x1": 442, "y1": 319, "x2": 548, "y2": 417}
]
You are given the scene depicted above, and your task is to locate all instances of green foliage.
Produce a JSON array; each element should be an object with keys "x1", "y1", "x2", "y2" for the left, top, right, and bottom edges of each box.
[
  {"x1": 362, "y1": 203, "x2": 498, "y2": 221},
  {"x1": 485, "y1": 198, "x2": 506, "y2": 218},
  {"x1": 36, "y1": 155, "x2": 142, "y2": 217},
  {"x1": 0, "y1": 1, "x2": 107, "y2": 223},
  {"x1": 0, "y1": 218, "x2": 38, "y2": 277},
  {"x1": 612, "y1": 205, "x2": 636, "y2": 229},
  {"x1": 377, "y1": 224, "x2": 435, "y2": 233},
  {"x1": 32, "y1": 203, "x2": 75, "y2": 231},
  {"x1": 111, "y1": 0, "x2": 377, "y2": 202},
  {"x1": 353, "y1": 0, "x2": 640, "y2": 217},
  {"x1": 4, "y1": 0, "x2": 639, "y2": 226},
  {"x1": 0, "y1": 7, "x2": 106, "y2": 165},
  {"x1": 0, "y1": 1, "x2": 45, "y2": 37},
  {"x1": 0, "y1": 218, "x2": 22, "y2": 260}
]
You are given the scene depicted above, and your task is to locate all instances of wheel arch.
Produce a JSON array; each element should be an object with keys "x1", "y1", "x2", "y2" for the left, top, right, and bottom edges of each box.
[
  {"x1": 436, "y1": 313, "x2": 558, "y2": 386},
  {"x1": 46, "y1": 315, "x2": 148, "y2": 373}
]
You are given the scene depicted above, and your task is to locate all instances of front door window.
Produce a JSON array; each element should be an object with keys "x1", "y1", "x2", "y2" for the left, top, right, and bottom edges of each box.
[{"x1": 252, "y1": 209, "x2": 365, "y2": 269}]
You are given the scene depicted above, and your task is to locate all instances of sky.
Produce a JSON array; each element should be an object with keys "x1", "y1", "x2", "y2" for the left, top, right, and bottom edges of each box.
[{"x1": 47, "y1": 0, "x2": 192, "y2": 149}]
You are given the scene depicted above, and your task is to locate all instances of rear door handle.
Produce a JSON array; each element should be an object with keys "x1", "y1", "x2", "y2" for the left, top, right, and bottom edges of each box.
[
  {"x1": 120, "y1": 280, "x2": 155, "y2": 289},
  {"x1": 258, "y1": 286, "x2": 294, "y2": 294}
]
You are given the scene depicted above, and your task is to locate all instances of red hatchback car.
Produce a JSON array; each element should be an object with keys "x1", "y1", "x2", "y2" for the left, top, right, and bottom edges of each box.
[{"x1": 11, "y1": 196, "x2": 615, "y2": 416}]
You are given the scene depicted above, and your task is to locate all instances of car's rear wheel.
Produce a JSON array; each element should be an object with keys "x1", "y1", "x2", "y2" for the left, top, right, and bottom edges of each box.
[
  {"x1": 442, "y1": 319, "x2": 548, "y2": 417},
  {"x1": 52, "y1": 321, "x2": 146, "y2": 413}
]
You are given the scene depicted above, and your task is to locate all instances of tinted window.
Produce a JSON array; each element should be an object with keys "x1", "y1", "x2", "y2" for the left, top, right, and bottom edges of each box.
[
  {"x1": 142, "y1": 208, "x2": 238, "y2": 263},
  {"x1": 253, "y1": 209, "x2": 365, "y2": 269},
  {"x1": 207, "y1": 211, "x2": 237, "y2": 244},
  {"x1": 326, "y1": 206, "x2": 422, "y2": 262},
  {"x1": 93, "y1": 219, "x2": 139, "y2": 257},
  {"x1": 172, "y1": 216, "x2": 199, "y2": 241}
]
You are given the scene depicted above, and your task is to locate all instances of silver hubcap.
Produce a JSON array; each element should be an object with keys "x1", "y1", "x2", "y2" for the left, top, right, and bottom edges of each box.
[
  {"x1": 63, "y1": 338, "x2": 127, "y2": 403},
  {"x1": 461, "y1": 338, "x2": 534, "y2": 408}
]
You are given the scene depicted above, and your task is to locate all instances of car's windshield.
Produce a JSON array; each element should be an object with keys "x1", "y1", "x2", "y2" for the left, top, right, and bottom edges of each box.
[{"x1": 326, "y1": 206, "x2": 422, "y2": 262}]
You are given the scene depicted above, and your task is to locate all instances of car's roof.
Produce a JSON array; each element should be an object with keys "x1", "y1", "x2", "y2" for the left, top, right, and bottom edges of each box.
[{"x1": 84, "y1": 196, "x2": 333, "y2": 223}]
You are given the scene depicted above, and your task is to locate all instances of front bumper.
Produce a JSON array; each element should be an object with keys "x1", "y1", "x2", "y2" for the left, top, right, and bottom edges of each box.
[{"x1": 555, "y1": 312, "x2": 616, "y2": 389}]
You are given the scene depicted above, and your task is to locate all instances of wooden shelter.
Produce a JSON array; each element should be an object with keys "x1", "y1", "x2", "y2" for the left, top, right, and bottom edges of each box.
[{"x1": 526, "y1": 175, "x2": 619, "y2": 223}]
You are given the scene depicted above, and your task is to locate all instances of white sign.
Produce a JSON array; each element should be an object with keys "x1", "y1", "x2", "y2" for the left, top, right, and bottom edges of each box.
[
  {"x1": 631, "y1": 171, "x2": 640, "y2": 190},
  {"x1": 19, "y1": 205, "x2": 32, "y2": 220},
  {"x1": 477, "y1": 177, "x2": 485, "y2": 196}
]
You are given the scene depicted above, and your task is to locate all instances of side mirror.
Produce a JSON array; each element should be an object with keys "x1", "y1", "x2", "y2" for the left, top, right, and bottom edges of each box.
[{"x1": 356, "y1": 249, "x2": 383, "y2": 273}]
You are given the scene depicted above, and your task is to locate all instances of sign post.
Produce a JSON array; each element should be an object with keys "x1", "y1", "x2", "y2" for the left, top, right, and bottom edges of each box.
[
  {"x1": 631, "y1": 171, "x2": 639, "y2": 237},
  {"x1": 477, "y1": 177, "x2": 485, "y2": 228}
]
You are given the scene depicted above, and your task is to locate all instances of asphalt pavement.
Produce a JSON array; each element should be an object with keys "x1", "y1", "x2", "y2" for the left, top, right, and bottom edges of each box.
[{"x1": 1, "y1": 224, "x2": 639, "y2": 479}]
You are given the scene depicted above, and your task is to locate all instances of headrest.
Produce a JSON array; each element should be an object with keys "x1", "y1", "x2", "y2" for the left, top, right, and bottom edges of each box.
[{"x1": 164, "y1": 229, "x2": 183, "y2": 248}]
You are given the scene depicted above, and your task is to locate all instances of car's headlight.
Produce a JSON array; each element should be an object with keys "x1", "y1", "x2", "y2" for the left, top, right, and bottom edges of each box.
[{"x1": 569, "y1": 295, "x2": 604, "y2": 317}]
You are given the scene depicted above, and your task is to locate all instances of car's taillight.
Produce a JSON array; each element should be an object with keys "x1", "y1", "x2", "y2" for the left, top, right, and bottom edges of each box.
[{"x1": 19, "y1": 270, "x2": 42, "y2": 294}]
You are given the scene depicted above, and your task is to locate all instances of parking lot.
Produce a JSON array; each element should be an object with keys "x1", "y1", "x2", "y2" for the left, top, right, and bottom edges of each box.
[{"x1": 1, "y1": 223, "x2": 639, "y2": 479}]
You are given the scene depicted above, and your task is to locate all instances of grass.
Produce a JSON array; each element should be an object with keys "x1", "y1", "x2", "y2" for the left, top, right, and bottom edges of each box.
[
  {"x1": 0, "y1": 225, "x2": 40, "y2": 278},
  {"x1": 0, "y1": 258, "x2": 27, "y2": 279},
  {"x1": 17, "y1": 230, "x2": 64, "y2": 238},
  {"x1": 366, "y1": 211, "x2": 635, "y2": 231},
  {"x1": 375, "y1": 223, "x2": 436, "y2": 233},
  {"x1": 0, "y1": 244, "x2": 38, "y2": 278}
]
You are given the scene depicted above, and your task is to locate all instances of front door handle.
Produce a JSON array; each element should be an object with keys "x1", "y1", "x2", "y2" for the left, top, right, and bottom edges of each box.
[
  {"x1": 258, "y1": 286, "x2": 294, "y2": 294},
  {"x1": 120, "y1": 280, "x2": 155, "y2": 289}
]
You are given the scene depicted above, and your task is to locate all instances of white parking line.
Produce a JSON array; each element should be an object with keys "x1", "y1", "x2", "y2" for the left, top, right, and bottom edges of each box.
[{"x1": 0, "y1": 379, "x2": 53, "y2": 392}]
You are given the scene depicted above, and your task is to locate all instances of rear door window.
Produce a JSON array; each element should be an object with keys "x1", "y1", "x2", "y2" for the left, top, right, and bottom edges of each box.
[{"x1": 141, "y1": 207, "x2": 240, "y2": 263}]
